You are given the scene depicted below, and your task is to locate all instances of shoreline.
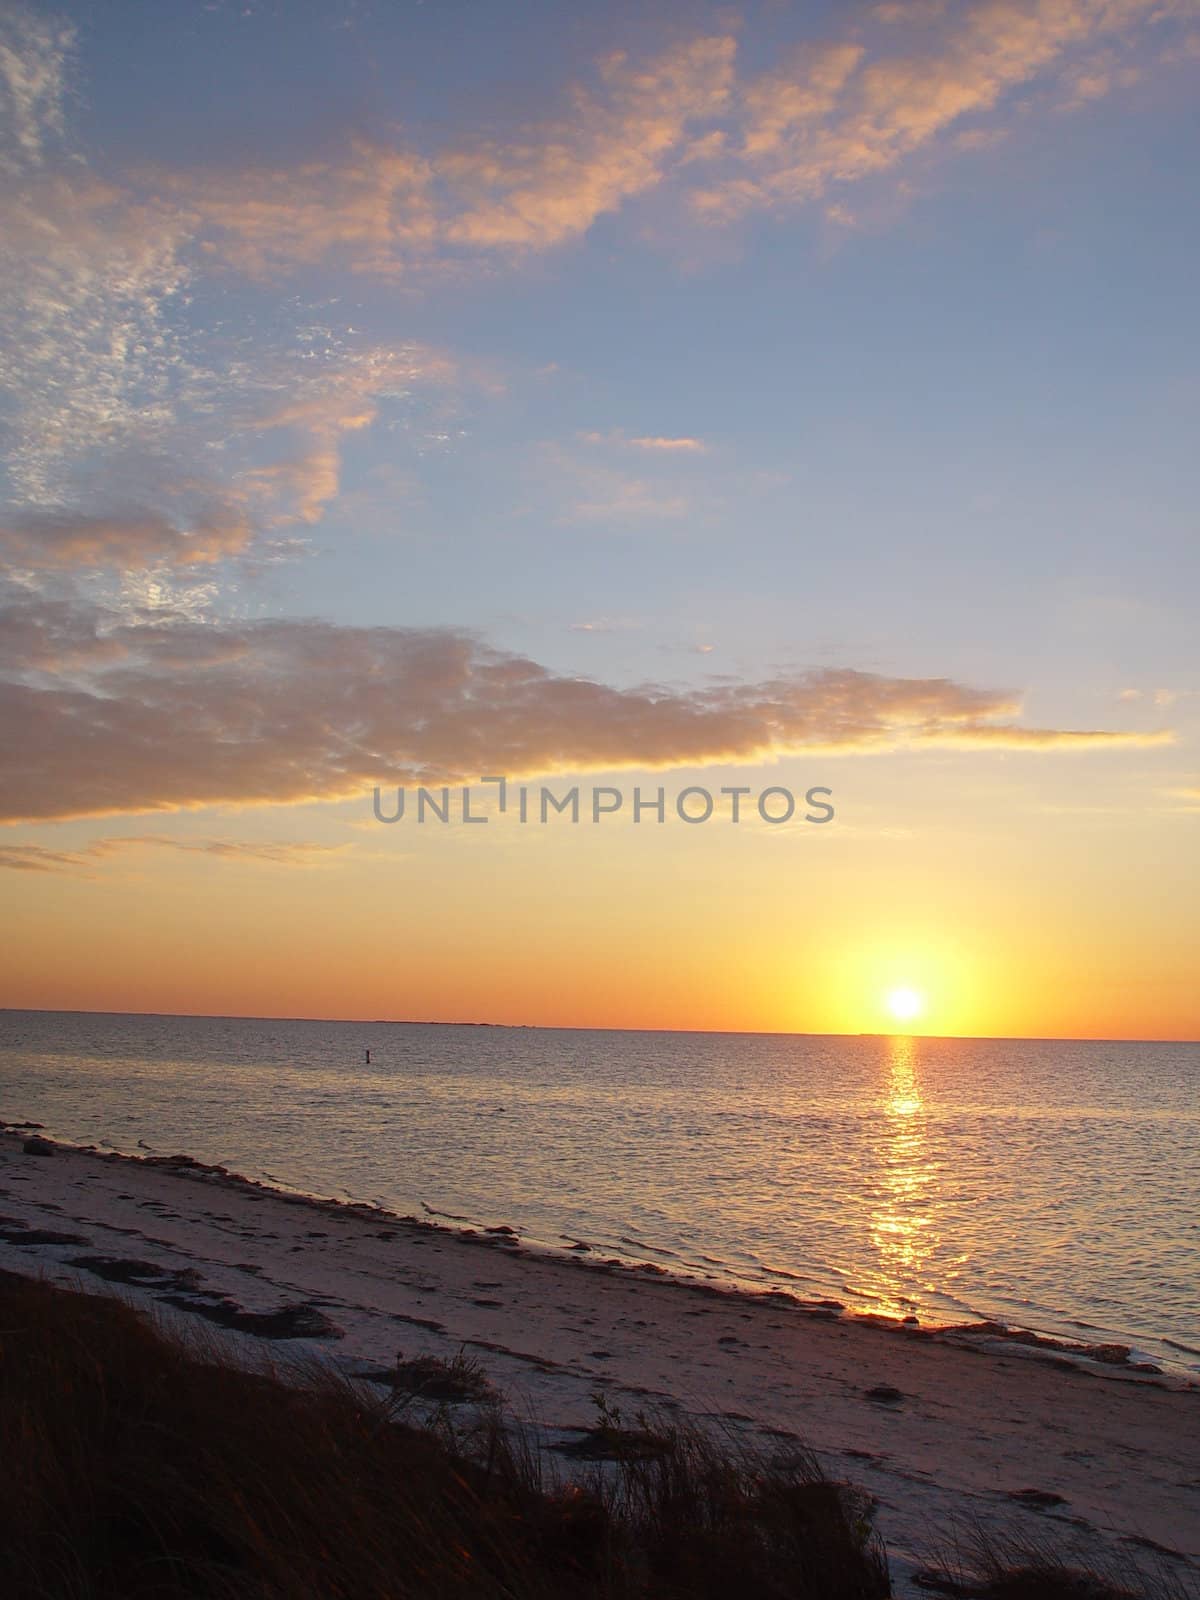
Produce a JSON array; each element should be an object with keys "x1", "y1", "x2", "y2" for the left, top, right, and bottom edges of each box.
[
  {"x1": 3, "y1": 1121, "x2": 1186, "y2": 1387},
  {"x1": 2, "y1": 1123, "x2": 1198, "y2": 1593},
  {"x1": 6, "y1": 1015, "x2": 1194, "y2": 1382}
]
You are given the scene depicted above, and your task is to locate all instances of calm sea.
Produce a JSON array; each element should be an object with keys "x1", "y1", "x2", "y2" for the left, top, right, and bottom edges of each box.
[{"x1": 2, "y1": 1011, "x2": 1197, "y2": 1375}]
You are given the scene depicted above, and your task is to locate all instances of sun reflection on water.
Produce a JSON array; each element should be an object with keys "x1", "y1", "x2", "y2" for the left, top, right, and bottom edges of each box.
[{"x1": 867, "y1": 1034, "x2": 937, "y2": 1317}]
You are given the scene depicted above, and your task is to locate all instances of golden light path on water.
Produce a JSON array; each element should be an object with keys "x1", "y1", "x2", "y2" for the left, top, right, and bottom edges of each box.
[{"x1": 867, "y1": 1035, "x2": 938, "y2": 1319}]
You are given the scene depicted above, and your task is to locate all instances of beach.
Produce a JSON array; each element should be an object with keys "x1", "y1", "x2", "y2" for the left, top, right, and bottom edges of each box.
[{"x1": 2, "y1": 1126, "x2": 1196, "y2": 1595}]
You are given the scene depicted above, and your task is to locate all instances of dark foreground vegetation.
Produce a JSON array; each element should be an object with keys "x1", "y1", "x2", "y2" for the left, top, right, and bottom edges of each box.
[{"x1": 0, "y1": 1273, "x2": 1187, "y2": 1600}]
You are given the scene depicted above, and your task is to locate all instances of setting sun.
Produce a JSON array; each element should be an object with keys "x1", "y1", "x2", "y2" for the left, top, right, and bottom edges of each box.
[{"x1": 886, "y1": 987, "x2": 925, "y2": 1025}]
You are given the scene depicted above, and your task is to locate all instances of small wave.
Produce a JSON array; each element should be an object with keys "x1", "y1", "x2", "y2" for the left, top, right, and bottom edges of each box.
[
  {"x1": 420, "y1": 1202, "x2": 475, "y2": 1223},
  {"x1": 618, "y1": 1236, "x2": 682, "y2": 1261},
  {"x1": 759, "y1": 1265, "x2": 823, "y2": 1286}
]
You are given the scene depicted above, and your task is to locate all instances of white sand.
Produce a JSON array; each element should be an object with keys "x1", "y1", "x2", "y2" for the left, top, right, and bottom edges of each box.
[{"x1": 2, "y1": 1129, "x2": 1197, "y2": 1594}]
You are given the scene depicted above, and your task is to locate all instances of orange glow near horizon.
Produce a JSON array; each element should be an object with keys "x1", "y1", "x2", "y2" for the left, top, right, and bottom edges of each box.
[
  {"x1": 809, "y1": 934, "x2": 980, "y2": 1038},
  {"x1": 2, "y1": 776, "x2": 1199, "y2": 1042}
]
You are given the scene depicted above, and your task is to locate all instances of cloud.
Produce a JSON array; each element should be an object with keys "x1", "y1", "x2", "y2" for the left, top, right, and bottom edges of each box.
[
  {"x1": 1, "y1": 3, "x2": 1185, "y2": 336},
  {"x1": 739, "y1": 41, "x2": 866, "y2": 162},
  {"x1": 540, "y1": 441, "x2": 692, "y2": 523},
  {"x1": 0, "y1": 842, "x2": 81, "y2": 872},
  {"x1": 0, "y1": 172, "x2": 193, "y2": 504},
  {"x1": 1162, "y1": 780, "x2": 1200, "y2": 813},
  {"x1": 438, "y1": 36, "x2": 736, "y2": 250},
  {"x1": 169, "y1": 5, "x2": 1171, "y2": 271},
  {"x1": 174, "y1": 141, "x2": 439, "y2": 279},
  {"x1": 0, "y1": 164, "x2": 454, "y2": 537},
  {"x1": 568, "y1": 617, "x2": 641, "y2": 634},
  {"x1": 146, "y1": 35, "x2": 735, "y2": 278},
  {"x1": 0, "y1": 16, "x2": 457, "y2": 551},
  {"x1": 628, "y1": 436, "x2": 707, "y2": 453},
  {"x1": 579, "y1": 430, "x2": 707, "y2": 454},
  {"x1": 0, "y1": 503, "x2": 254, "y2": 569},
  {"x1": 132, "y1": 1, "x2": 1182, "y2": 284},
  {"x1": 237, "y1": 344, "x2": 456, "y2": 527},
  {"x1": 1054, "y1": 48, "x2": 1142, "y2": 111},
  {"x1": 0, "y1": 835, "x2": 346, "y2": 873},
  {"x1": 0, "y1": 591, "x2": 126, "y2": 672},
  {"x1": 692, "y1": 0, "x2": 1177, "y2": 220},
  {"x1": 0, "y1": 4, "x2": 1186, "y2": 515},
  {"x1": 564, "y1": 468, "x2": 689, "y2": 522},
  {"x1": 1115, "y1": 685, "x2": 1189, "y2": 708},
  {"x1": 141, "y1": 836, "x2": 346, "y2": 864},
  {"x1": 0, "y1": 594, "x2": 1171, "y2": 824},
  {"x1": 0, "y1": 270, "x2": 456, "y2": 570},
  {"x1": 0, "y1": 1, "x2": 73, "y2": 172}
]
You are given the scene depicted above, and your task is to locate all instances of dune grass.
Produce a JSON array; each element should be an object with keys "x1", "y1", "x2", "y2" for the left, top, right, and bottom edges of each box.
[
  {"x1": 913, "y1": 1527, "x2": 1198, "y2": 1600},
  {"x1": 1, "y1": 1271, "x2": 1190, "y2": 1600},
  {"x1": 0, "y1": 1271, "x2": 889, "y2": 1599},
  {"x1": 386, "y1": 1345, "x2": 499, "y2": 1405}
]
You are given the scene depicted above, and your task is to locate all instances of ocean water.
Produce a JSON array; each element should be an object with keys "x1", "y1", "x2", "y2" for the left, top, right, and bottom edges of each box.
[{"x1": 2, "y1": 1010, "x2": 1197, "y2": 1375}]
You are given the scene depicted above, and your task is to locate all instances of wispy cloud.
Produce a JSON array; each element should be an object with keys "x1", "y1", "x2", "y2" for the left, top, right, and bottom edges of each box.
[
  {"x1": 694, "y1": 0, "x2": 1178, "y2": 220},
  {"x1": 0, "y1": 250, "x2": 456, "y2": 572},
  {"x1": 438, "y1": 36, "x2": 736, "y2": 251},
  {"x1": 1054, "y1": 48, "x2": 1143, "y2": 111},
  {"x1": 1, "y1": 1, "x2": 1188, "y2": 530},
  {"x1": 1116, "y1": 686, "x2": 1189, "y2": 707},
  {"x1": 0, "y1": 16, "x2": 462, "y2": 558},
  {"x1": 627, "y1": 436, "x2": 707, "y2": 453},
  {"x1": 568, "y1": 617, "x2": 642, "y2": 634},
  {"x1": 0, "y1": 171, "x2": 192, "y2": 505},
  {"x1": 0, "y1": 843, "x2": 81, "y2": 872},
  {"x1": 566, "y1": 471, "x2": 690, "y2": 523},
  {"x1": 0, "y1": 2, "x2": 1186, "y2": 335},
  {"x1": 146, "y1": 35, "x2": 734, "y2": 277},
  {"x1": 0, "y1": 1, "x2": 73, "y2": 172},
  {"x1": 235, "y1": 343, "x2": 458, "y2": 528},
  {"x1": 0, "y1": 593, "x2": 1171, "y2": 825},
  {"x1": 0, "y1": 835, "x2": 348, "y2": 873},
  {"x1": 581, "y1": 431, "x2": 708, "y2": 454},
  {"x1": 124, "y1": 2, "x2": 1187, "y2": 279},
  {"x1": 540, "y1": 442, "x2": 692, "y2": 524}
]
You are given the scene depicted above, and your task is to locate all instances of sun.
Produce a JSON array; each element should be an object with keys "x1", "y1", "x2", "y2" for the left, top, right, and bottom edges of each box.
[{"x1": 885, "y1": 986, "x2": 924, "y2": 1025}]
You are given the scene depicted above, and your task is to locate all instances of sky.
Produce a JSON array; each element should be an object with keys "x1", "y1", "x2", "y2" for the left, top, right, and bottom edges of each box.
[{"x1": 1, "y1": 0, "x2": 1197, "y2": 1038}]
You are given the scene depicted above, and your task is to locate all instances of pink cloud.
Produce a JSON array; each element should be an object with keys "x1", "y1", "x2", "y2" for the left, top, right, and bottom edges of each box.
[
  {"x1": 0, "y1": 504, "x2": 254, "y2": 570},
  {"x1": 627, "y1": 436, "x2": 707, "y2": 453},
  {"x1": 694, "y1": 0, "x2": 1173, "y2": 219},
  {"x1": 0, "y1": 596, "x2": 1171, "y2": 825}
]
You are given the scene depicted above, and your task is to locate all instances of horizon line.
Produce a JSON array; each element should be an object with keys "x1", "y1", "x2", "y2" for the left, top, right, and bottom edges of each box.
[{"x1": 1, "y1": 1005, "x2": 1196, "y2": 1047}]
